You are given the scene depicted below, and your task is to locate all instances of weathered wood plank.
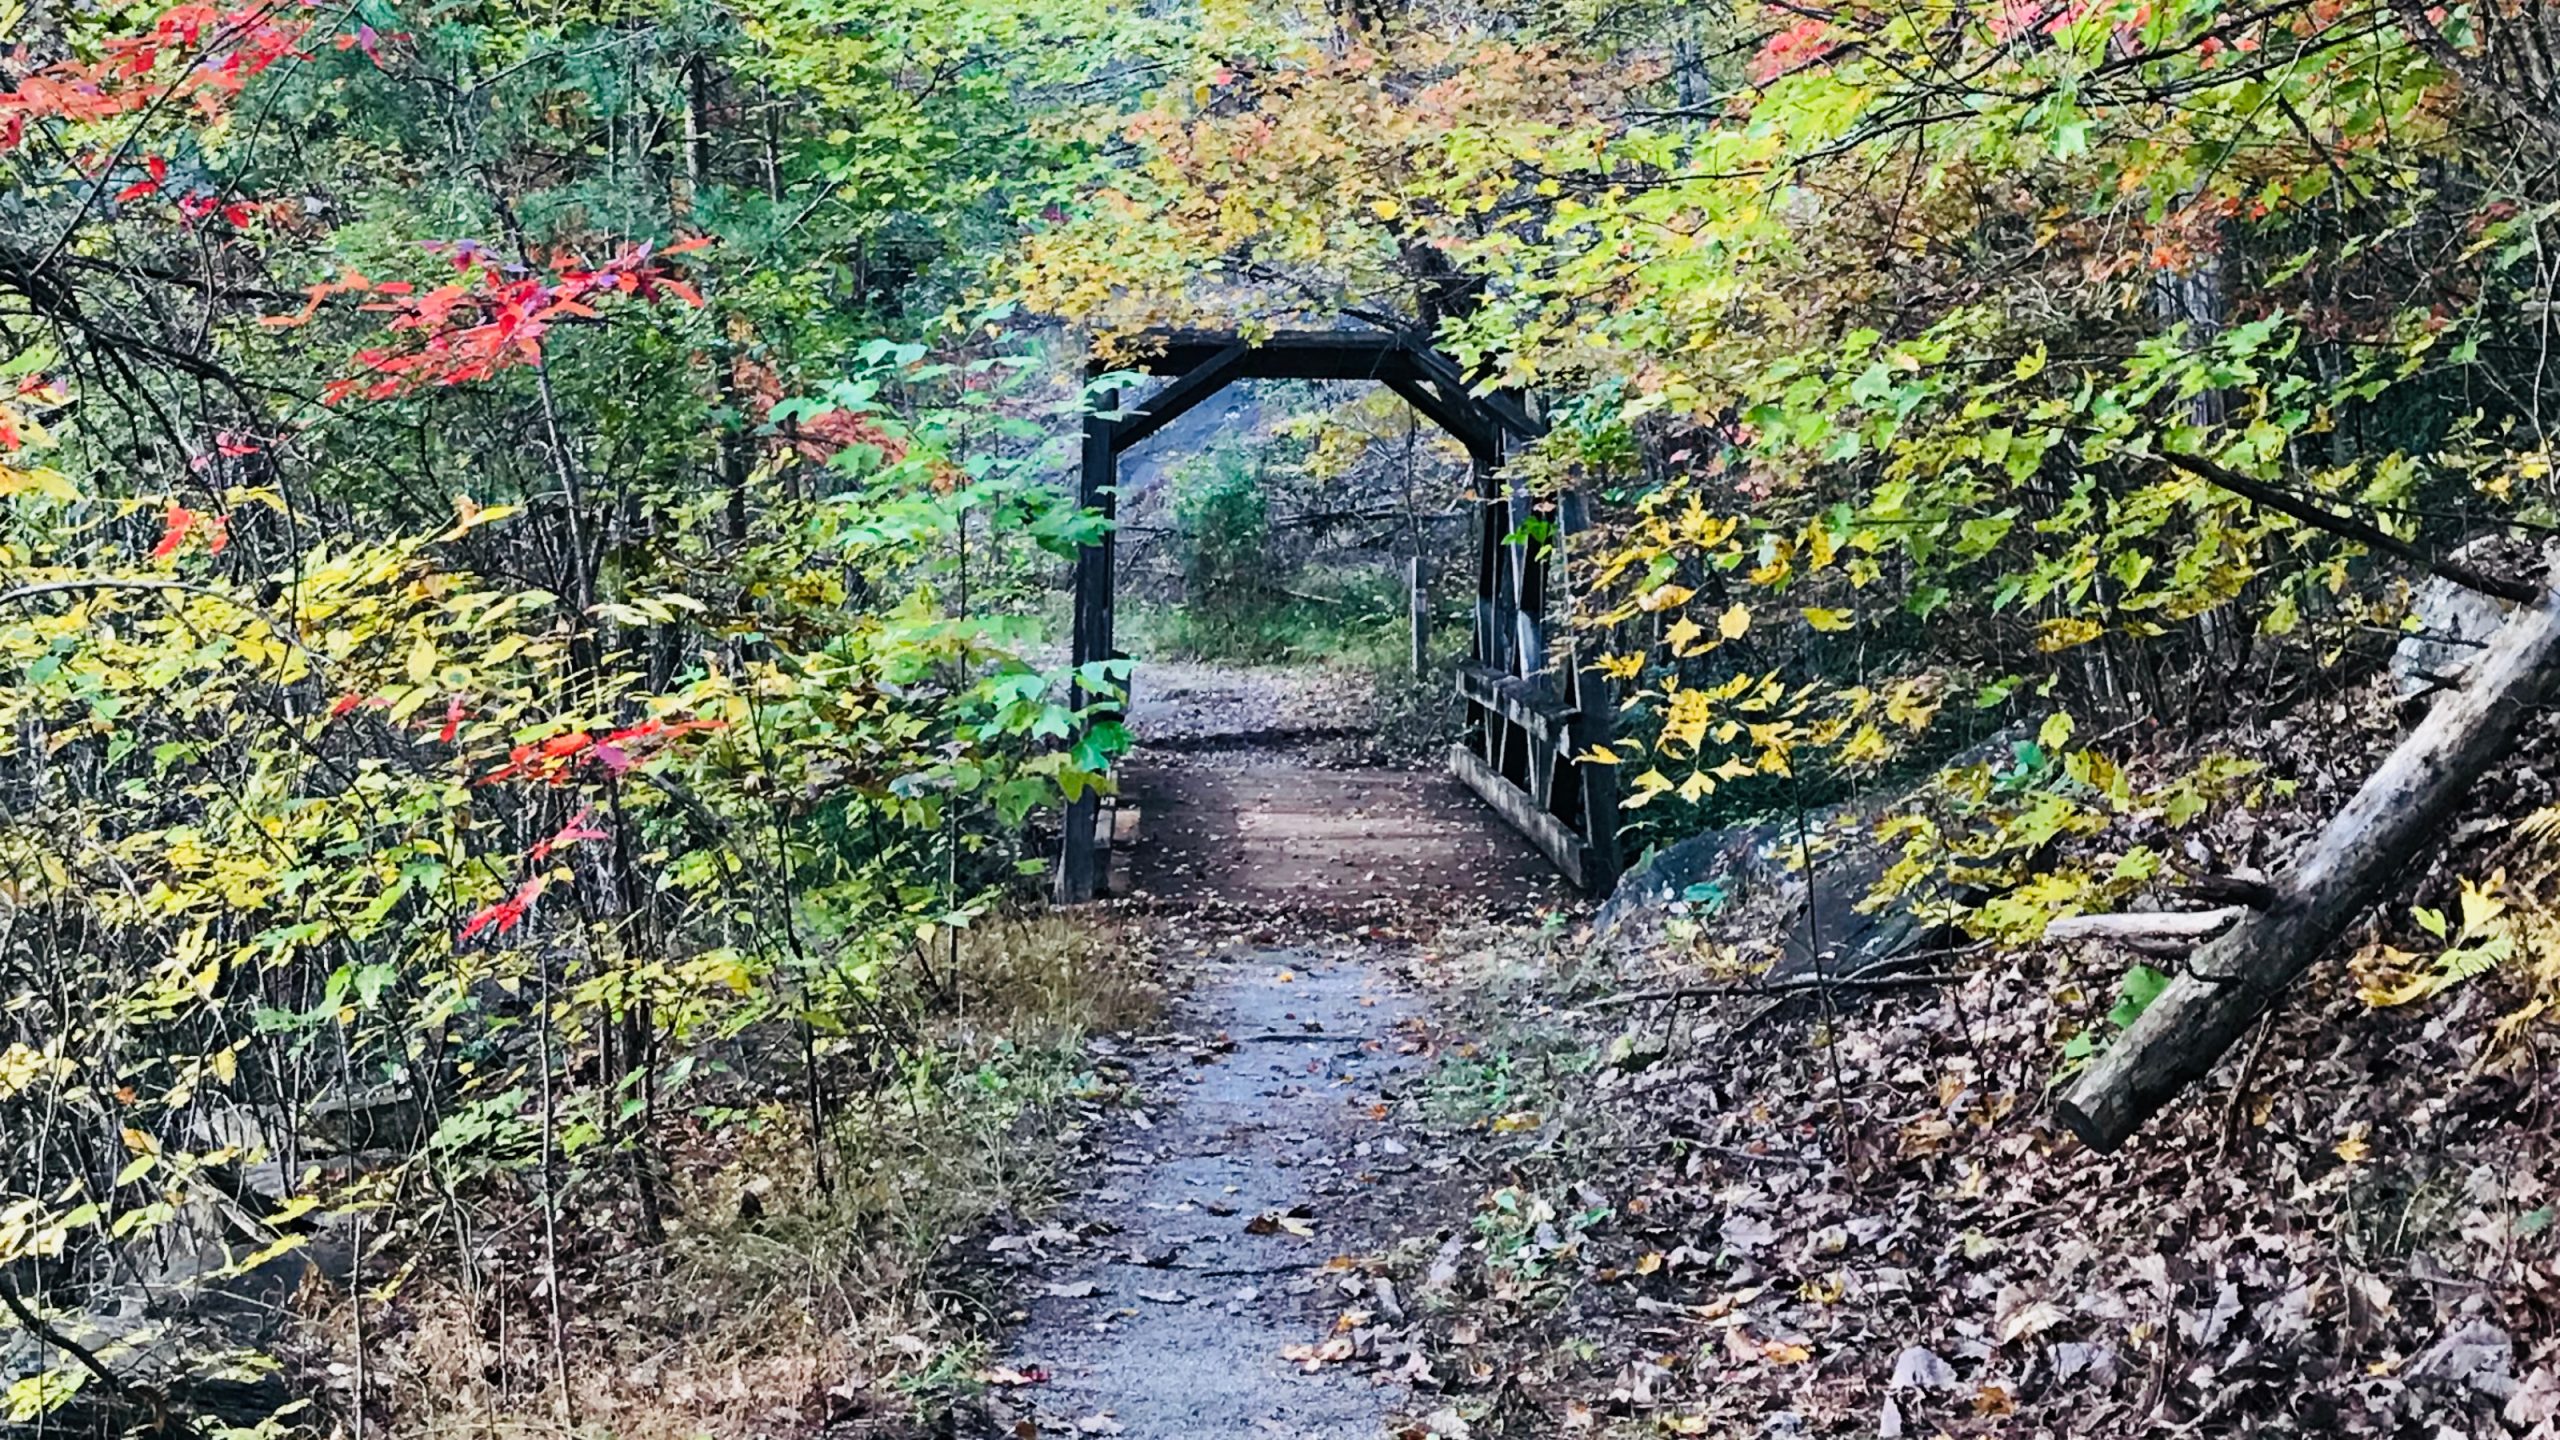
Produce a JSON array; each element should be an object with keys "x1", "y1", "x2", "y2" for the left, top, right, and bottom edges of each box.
[
  {"x1": 1454, "y1": 664, "x2": 1572, "y2": 747},
  {"x1": 1450, "y1": 742, "x2": 1591, "y2": 890},
  {"x1": 1110, "y1": 342, "x2": 1252, "y2": 453},
  {"x1": 1112, "y1": 327, "x2": 1414, "y2": 381},
  {"x1": 1383, "y1": 375, "x2": 1500, "y2": 462}
]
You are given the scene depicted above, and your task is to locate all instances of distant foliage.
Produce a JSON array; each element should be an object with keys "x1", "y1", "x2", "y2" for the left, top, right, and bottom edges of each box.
[
  {"x1": 1020, "y1": 0, "x2": 2560, "y2": 946},
  {"x1": 1173, "y1": 450, "x2": 1275, "y2": 607}
]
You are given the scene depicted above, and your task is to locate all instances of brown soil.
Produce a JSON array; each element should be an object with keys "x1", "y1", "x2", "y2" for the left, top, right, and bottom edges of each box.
[{"x1": 1106, "y1": 662, "x2": 1569, "y2": 919}]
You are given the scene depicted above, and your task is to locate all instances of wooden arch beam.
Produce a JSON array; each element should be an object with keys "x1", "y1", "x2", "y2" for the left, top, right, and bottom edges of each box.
[{"x1": 1109, "y1": 341, "x2": 1252, "y2": 454}]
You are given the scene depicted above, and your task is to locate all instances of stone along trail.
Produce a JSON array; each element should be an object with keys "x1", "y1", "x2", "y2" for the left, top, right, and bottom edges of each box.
[{"x1": 979, "y1": 665, "x2": 1564, "y2": 1439}]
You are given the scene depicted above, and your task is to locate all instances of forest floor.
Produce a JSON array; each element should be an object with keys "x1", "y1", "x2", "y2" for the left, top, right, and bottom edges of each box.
[{"x1": 955, "y1": 661, "x2": 2560, "y2": 1440}]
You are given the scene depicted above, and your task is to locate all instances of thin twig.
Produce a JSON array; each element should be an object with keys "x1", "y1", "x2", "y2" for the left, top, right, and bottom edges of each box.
[{"x1": 2156, "y1": 449, "x2": 2539, "y2": 603}]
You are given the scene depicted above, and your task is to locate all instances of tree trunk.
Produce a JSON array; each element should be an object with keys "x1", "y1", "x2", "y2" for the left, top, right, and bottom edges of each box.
[{"x1": 2057, "y1": 551, "x2": 2560, "y2": 1152}]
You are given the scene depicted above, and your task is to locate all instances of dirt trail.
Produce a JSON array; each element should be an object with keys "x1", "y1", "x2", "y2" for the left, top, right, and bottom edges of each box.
[
  {"x1": 978, "y1": 664, "x2": 1557, "y2": 1438},
  {"x1": 1112, "y1": 662, "x2": 1566, "y2": 917},
  {"x1": 986, "y1": 948, "x2": 1425, "y2": 1438}
]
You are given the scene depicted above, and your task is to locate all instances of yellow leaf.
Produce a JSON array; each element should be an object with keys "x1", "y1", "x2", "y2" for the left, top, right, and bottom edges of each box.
[
  {"x1": 1665, "y1": 616, "x2": 1708, "y2": 656},
  {"x1": 0, "y1": 464, "x2": 78, "y2": 501},
  {"x1": 406, "y1": 634, "x2": 437, "y2": 687},
  {"x1": 1491, "y1": 1109, "x2": 1541, "y2": 1133},
  {"x1": 1718, "y1": 603, "x2": 1750, "y2": 640},
  {"x1": 1804, "y1": 521, "x2": 1837, "y2": 570},
  {"x1": 2038, "y1": 712, "x2": 2075, "y2": 749},
  {"x1": 1801, "y1": 607, "x2": 1853, "y2": 632},
  {"x1": 2037, "y1": 617, "x2": 2105, "y2": 652},
  {"x1": 1625, "y1": 768, "x2": 1674, "y2": 807},
  {"x1": 1579, "y1": 744, "x2": 1622, "y2": 764},
  {"x1": 2457, "y1": 874, "x2": 2509, "y2": 937},
  {"x1": 1677, "y1": 770, "x2": 1716, "y2": 803},
  {"x1": 1369, "y1": 197, "x2": 1401, "y2": 220},
  {"x1": 2334, "y1": 1124, "x2": 2370, "y2": 1165},
  {"x1": 1884, "y1": 679, "x2": 1942, "y2": 732},
  {"x1": 0, "y1": 1044, "x2": 47, "y2": 1098}
]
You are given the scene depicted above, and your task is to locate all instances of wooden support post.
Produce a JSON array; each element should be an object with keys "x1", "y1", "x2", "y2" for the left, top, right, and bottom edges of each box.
[
  {"x1": 1506, "y1": 480, "x2": 1547, "y2": 681},
  {"x1": 2057, "y1": 555, "x2": 2560, "y2": 1151},
  {"x1": 1057, "y1": 386, "x2": 1118, "y2": 905},
  {"x1": 1409, "y1": 556, "x2": 1429, "y2": 676},
  {"x1": 1474, "y1": 474, "x2": 1505, "y2": 673}
]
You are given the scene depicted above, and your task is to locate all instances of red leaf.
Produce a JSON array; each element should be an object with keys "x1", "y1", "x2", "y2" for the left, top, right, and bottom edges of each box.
[
  {"x1": 437, "y1": 694, "x2": 467, "y2": 744},
  {"x1": 459, "y1": 876, "x2": 545, "y2": 942},
  {"x1": 530, "y1": 807, "x2": 610, "y2": 860},
  {"x1": 151, "y1": 503, "x2": 193, "y2": 560}
]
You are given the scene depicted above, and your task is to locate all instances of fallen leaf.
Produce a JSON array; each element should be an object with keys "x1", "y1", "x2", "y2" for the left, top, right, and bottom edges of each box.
[
  {"x1": 1890, "y1": 1345, "x2": 1959, "y2": 1391},
  {"x1": 1247, "y1": 1209, "x2": 1317, "y2": 1238}
]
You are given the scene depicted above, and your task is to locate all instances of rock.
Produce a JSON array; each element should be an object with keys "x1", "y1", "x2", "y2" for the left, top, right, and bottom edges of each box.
[
  {"x1": 0, "y1": 1302, "x2": 298, "y2": 1433},
  {"x1": 300, "y1": 1083, "x2": 427, "y2": 1153},
  {"x1": 1594, "y1": 730, "x2": 2022, "y2": 981}
]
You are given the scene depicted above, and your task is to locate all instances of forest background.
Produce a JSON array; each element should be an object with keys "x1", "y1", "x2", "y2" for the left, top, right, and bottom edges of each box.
[{"x1": 6, "y1": 0, "x2": 2560, "y2": 1428}]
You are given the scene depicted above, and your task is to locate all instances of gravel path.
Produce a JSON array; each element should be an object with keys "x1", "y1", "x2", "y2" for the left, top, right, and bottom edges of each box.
[
  {"x1": 984, "y1": 947, "x2": 1428, "y2": 1439},
  {"x1": 973, "y1": 663, "x2": 1560, "y2": 1438}
]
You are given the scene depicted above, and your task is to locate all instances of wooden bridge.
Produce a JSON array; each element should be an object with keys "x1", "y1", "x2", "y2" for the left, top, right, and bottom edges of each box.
[{"x1": 1056, "y1": 327, "x2": 1622, "y2": 902}]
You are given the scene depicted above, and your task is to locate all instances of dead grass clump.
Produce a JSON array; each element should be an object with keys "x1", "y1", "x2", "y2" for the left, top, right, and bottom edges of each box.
[{"x1": 354, "y1": 913, "x2": 1161, "y2": 1440}]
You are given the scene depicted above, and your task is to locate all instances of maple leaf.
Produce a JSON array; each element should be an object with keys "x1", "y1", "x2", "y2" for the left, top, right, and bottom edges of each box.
[
  {"x1": 115, "y1": 154, "x2": 170, "y2": 203},
  {"x1": 1749, "y1": 16, "x2": 1836, "y2": 84},
  {"x1": 151, "y1": 503, "x2": 194, "y2": 560},
  {"x1": 459, "y1": 876, "x2": 545, "y2": 942}
]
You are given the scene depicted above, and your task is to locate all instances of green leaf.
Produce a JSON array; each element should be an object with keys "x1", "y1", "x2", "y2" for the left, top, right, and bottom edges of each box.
[{"x1": 2105, "y1": 964, "x2": 2172, "y2": 1029}]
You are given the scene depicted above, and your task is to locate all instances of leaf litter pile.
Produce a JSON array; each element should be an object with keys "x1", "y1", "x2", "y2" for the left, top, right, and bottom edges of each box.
[{"x1": 1343, "y1": 717, "x2": 2560, "y2": 1438}]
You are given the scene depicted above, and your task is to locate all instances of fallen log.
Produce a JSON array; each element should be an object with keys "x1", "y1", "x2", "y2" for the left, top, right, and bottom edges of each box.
[
  {"x1": 2178, "y1": 870, "x2": 2277, "y2": 909},
  {"x1": 2044, "y1": 906, "x2": 2248, "y2": 956},
  {"x1": 2057, "y1": 550, "x2": 2560, "y2": 1153}
]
